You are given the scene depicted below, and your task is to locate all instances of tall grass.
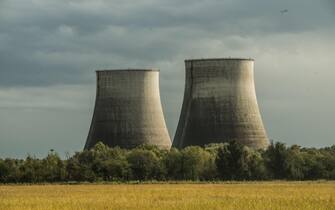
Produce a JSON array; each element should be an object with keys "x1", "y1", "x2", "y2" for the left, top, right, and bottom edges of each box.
[{"x1": 0, "y1": 182, "x2": 335, "y2": 210}]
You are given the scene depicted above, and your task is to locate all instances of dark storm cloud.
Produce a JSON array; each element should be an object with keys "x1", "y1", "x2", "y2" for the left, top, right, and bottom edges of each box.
[
  {"x1": 0, "y1": 0, "x2": 333, "y2": 87},
  {"x1": 328, "y1": 0, "x2": 335, "y2": 10}
]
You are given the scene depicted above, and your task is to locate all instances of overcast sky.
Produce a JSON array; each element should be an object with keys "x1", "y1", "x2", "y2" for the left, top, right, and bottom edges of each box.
[{"x1": 1, "y1": 0, "x2": 335, "y2": 158}]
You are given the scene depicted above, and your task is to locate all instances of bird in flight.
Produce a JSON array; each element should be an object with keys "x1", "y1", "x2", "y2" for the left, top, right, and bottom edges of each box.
[{"x1": 280, "y1": 9, "x2": 288, "y2": 15}]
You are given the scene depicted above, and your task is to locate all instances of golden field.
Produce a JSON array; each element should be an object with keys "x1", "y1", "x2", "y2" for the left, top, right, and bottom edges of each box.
[{"x1": 0, "y1": 182, "x2": 335, "y2": 210}]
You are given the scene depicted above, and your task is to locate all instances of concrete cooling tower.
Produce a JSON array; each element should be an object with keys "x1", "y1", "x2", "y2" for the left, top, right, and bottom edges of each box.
[
  {"x1": 85, "y1": 69, "x2": 171, "y2": 150},
  {"x1": 173, "y1": 58, "x2": 269, "y2": 150}
]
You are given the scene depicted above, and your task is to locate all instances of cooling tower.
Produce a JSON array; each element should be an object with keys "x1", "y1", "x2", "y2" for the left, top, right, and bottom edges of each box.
[
  {"x1": 85, "y1": 69, "x2": 171, "y2": 150},
  {"x1": 173, "y1": 58, "x2": 269, "y2": 149}
]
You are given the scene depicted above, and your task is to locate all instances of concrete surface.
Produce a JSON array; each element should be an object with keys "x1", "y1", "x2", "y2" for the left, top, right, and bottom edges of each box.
[
  {"x1": 85, "y1": 69, "x2": 172, "y2": 150},
  {"x1": 173, "y1": 59, "x2": 269, "y2": 149}
]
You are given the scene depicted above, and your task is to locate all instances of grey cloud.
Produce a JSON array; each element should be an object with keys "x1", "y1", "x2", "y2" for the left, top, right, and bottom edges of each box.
[
  {"x1": 0, "y1": 0, "x2": 333, "y2": 87},
  {"x1": 327, "y1": 0, "x2": 335, "y2": 11},
  {"x1": 0, "y1": 85, "x2": 94, "y2": 110}
]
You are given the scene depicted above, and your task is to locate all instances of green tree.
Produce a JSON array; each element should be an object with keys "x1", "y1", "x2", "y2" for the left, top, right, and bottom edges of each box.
[
  {"x1": 180, "y1": 146, "x2": 214, "y2": 180},
  {"x1": 216, "y1": 141, "x2": 250, "y2": 180},
  {"x1": 284, "y1": 145, "x2": 305, "y2": 180},
  {"x1": 164, "y1": 148, "x2": 183, "y2": 180},
  {"x1": 66, "y1": 150, "x2": 97, "y2": 182},
  {"x1": 42, "y1": 150, "x2": 67, "y2": 182},
  {"x1": 0, "y1": 159, "x2": 9, "y2": 182},
  {"x1": 247, "y1": 150, "x2": 268, "y2": 180},
  {"x1": 127, "y1": 149, "x2": 163, "y2": 180},
  {"x1": 19, "y1": 155, "x2": 44, "y2": 183},
  {"x1": 101, "y1": 158, "x2": 131, "y2": 181},
  {"x1": 263, "y1": 142, "x2": 289, "y2": 179}
]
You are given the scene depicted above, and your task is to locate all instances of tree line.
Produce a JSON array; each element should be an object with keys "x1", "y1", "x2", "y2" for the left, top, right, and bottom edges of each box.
[{"x1": 1, "y1": 141, "x2": 335, "y2": 183}]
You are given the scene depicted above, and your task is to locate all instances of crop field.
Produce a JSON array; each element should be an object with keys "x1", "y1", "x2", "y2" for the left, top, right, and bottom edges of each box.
[{"x1": 0, "y1": 182, "x2": 335, "y2": 210}]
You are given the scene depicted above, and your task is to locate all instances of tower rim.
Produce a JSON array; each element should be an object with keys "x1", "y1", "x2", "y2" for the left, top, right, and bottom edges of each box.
[
  {"x1": 185, "y1": 58, "x2": 254, "y2": 62},
  {"x1": 96, "y1": 69, "x2": 159, "y2": 73}
]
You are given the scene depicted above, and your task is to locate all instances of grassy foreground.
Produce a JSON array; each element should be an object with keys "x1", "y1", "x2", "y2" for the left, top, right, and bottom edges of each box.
[{"x1": 0, "y1": 182, "x2": 335, "y2": 210}]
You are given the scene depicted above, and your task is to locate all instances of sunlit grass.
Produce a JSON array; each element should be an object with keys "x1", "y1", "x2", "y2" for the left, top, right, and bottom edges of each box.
[{"x1": 0, "y1": 182, "x2": 335, "y2": 210}]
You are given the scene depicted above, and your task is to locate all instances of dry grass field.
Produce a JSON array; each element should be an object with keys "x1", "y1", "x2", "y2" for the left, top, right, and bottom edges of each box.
[{"x1": 0, "y1": 182, "x2": 335, "y2": 210}]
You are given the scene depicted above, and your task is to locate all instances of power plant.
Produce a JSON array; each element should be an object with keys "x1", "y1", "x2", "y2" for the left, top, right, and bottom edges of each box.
[
  {"x1": 173, "y1": 58, "x2": 269, "y2": 149},
  {"x1": 85, "y1": 58, "x2": 269, "y2": 150},
  {"x1": 85, "y1": 69, "x2": 172, "y2": 150}
]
